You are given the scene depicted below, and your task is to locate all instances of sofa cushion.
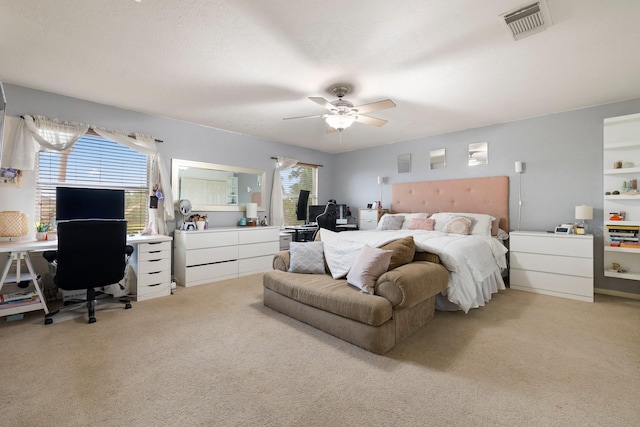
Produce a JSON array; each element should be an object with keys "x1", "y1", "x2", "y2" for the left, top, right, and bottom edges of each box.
[
  {"x1": 346, "y1": 244, "x2": 393, "y2": 294},
  {"x1": 288, "y1": 241, "x2": 325, "y2": 274},
  {"x1": 263, "y1": 270, "x2": 393, "y2": 326},
  {"x1": 380, "y1": 236, "x2": 416, "y2": 271}
]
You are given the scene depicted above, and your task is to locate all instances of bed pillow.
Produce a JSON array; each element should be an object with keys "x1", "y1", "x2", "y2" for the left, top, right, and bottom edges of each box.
[
  {"x1": 443, "y1": 216, "x2": 472, "y2": 235},
  {"x1": 432, "y1": 212, "x2": 495, "y2": 236},
  {"x1": 378, "y1": 214, "x2": 405, "y2": 231},
  {"x1": 400, "y1": 213, "x2": 430, "y2": 229},
  {"x1": 380, "y1": 236, "x2": 416, "y2": 270},
  {"x1": 288, "y1": 241, "x2": 325, "y2": 274},
  {"x1": 408, "y1": 218, "x2": 435, "y2": 231},
  {"x1": 346, "y1": 244, "x2": 393, "y2": 294}
]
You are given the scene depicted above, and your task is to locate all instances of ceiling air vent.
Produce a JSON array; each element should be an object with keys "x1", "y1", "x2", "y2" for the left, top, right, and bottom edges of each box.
[{"x1": 500, "y1": 0, "x2": 552, "y2": 40}]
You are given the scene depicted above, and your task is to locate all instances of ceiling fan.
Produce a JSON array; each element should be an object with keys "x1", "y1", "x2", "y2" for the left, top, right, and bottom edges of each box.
[{"x1": 283, "y1": 85, "x2": 396, "y2": 132}]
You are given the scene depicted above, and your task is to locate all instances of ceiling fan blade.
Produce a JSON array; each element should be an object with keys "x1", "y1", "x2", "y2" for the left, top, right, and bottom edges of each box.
[
  {"x1": 355, "y1": 115, "x2": 388, "y2": 127},
  {"x1": 309, "y1": 97, "x2": 336, "y2": 111},
  {"x1": 353, "y1": 99, "x2": 396, "y2": 114},
  {"x1": 283, "y1": 113, "x2": 325, "y2": 120}
]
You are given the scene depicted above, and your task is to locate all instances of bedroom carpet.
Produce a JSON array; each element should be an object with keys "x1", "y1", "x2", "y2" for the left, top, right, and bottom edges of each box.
[{"x1": 1, "y1": 274, "x2": 638, "y2": 427}]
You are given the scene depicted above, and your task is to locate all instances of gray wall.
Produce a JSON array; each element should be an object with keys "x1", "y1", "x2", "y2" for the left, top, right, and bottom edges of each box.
[
  {"x1": 3, "y1": 84, "x2": 336, "y2": 228},
  {"x1": 4, "y1": 83, "x2": 640, "y2": 296},
  {"x1": 333, "y1": 98, "x2": 640, "y2": 295}
]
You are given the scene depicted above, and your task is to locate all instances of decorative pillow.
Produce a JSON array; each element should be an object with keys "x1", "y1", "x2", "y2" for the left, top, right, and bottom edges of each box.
[
  {"x1": 320, "y1": 229, "x2": 366, "y2": 279},
  {"x1": 432, "y1": 212, "x2": 495, "y2": 235},
  {"x1": 443, "y1": 216, "x2": 472, "y2": 235},
  {"x1": 380, "y1": 236, "x2": 416, "y2": 270},
  {"x1": 408, "y1": 218, "x2": 435, "y2": 231},
  {"x1": 400, "y1": 213, "x2": 430, "y2": 229},
  {"x1": 346, "y1": 245, "x2": 393, "y2": 294},
  {"x1": 288, "y1": 241, "x2": 325, "y2": 274},
  {"x1": 379, "y1": 215, "x2": 405, "y2": 231}
]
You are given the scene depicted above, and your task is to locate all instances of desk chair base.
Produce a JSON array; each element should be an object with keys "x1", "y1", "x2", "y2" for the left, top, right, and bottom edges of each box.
[{"x1": 44, "y1": 287, "x2": 132, "y2": 325}]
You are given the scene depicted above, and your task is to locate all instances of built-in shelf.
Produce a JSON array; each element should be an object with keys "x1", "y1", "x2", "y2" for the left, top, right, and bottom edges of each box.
[{"x1": 604, "y1": 167, "x2": 640, "y2": 175}]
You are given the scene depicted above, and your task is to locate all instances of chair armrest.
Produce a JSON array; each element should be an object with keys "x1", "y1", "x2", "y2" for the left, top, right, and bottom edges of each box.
[
  {"x1": 375, "y1": 261, "x2": 449, "y2": 309},
  {"x1": 273, "y1": 251, "x2": 290, "y2": 272}
]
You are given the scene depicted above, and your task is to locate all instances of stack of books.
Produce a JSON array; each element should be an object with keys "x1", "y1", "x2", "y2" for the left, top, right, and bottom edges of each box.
[
  {"x1": 607, "y1": 225, "x2": 640, "y2": 248},
  {"x1": 0, "y1": 291, "x2": 40, "y2": 308}
]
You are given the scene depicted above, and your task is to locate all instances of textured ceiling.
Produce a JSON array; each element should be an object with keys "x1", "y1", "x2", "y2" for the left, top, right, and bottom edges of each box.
[{"x1": 1, "y1": 0, "x2": 639, "y2": 153}]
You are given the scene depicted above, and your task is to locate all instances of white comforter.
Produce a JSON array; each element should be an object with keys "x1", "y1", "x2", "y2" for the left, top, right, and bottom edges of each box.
[{"x1": 320, "y1": 229, "x2": 508, "y2": 313}]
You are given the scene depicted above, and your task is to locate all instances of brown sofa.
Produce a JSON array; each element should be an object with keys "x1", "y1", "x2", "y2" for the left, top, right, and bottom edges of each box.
[{"x1": 263, "y1": 242, "x2": 449, "y2": 354}]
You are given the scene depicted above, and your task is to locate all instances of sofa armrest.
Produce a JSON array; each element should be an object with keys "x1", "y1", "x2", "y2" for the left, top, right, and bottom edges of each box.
[
  {"x1": 375, "y1": 261, "x2": 449, "y2": 309},
  {"x1": 273, "y1": 251, "x2": 291, "y2": 272}
]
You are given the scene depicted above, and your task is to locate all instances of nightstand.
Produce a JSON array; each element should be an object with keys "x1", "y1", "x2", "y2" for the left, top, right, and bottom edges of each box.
[
  {"x1": 358, "y1": 208, "x2": 388, "y2": 230},
  {"x1": 509, "y1": 231, "x2": 593, "y2": 302}
]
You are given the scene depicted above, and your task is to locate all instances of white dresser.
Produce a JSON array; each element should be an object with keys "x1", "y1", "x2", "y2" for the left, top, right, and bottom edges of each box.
[
  {"x1": 173, "y1": 226, "x2": 280, "y2": 287},
  {"x1": 510, "y1": 231, "x2": 593, "y2": 302},
  {"x1": 358, "y1": 208, "x2": 388, "y2": 230}
]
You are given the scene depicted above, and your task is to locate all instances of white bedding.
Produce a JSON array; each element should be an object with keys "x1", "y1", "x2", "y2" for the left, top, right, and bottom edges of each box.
[{"x1": 319, "y1": 228, "x2": 508, "y2": 313}]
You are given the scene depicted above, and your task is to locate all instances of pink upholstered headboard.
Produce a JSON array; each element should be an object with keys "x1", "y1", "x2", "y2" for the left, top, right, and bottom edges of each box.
[{"x1": 390, "y1": 176, "x2": 509, "y2": 232}]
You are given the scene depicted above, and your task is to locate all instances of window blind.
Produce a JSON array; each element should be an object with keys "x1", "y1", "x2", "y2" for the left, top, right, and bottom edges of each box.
[
  {"x1": 280, "y1": 164, "x2": 318, "y2": 226},
  {"x1": 36, "y1": 134, "x2": 150, "y2": 233}
]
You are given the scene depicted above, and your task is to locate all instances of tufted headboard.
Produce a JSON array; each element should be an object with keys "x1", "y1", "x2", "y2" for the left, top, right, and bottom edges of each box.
[{"x1": 390, "y1": 176, "x2": 509, "y2": 232}]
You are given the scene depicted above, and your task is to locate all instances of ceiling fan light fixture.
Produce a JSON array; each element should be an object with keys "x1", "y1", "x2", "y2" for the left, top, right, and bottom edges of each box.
[{"x1": 325, "y1": 114, "x2": 356, "y2": 131}]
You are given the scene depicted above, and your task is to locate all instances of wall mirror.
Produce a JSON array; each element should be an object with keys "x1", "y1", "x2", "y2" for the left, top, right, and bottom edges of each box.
[
  {"x1": 171, "y1": 159, "x2": 266, "y2": 212},
  {"x1": 468, "y1": 142, "x2": 488, "y2": 166},
  {"x1": 397, "y1": 154, "x2": 411, "y2": 173},
  {"x1": 430, "y1": 148, "x2": 446, "y2": 169}
]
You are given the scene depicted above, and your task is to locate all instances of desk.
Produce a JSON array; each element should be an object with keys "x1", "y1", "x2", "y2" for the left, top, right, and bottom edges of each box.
[
  {"x1": 285, "y1": 226, "x2": 318, "y2": 242},
  {"x1": 0, "y1": 234, "x2": 173, "y2": 319}
]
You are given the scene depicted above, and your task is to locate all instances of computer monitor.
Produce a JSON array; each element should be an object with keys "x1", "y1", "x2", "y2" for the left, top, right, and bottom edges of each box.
[
  {"x1": 295, "y1": 190, "x2": 310, "y2": 222},
  {"x1": 308, "y1": 205, "x2": 326, "y2": 225},
  {"x1": 56, "y1": 187, "x2": 125, "y2": 221}
]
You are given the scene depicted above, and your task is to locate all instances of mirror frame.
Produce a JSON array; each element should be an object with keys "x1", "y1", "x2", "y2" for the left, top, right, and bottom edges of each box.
[{"x1": 171, "y1": 158, "x2": 267, "y2": 212}]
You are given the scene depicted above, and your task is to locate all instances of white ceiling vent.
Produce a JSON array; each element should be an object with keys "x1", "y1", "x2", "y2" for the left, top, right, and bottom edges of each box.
[{"x1": 500, "y1": 0, "x2": 552, "y2": 40}]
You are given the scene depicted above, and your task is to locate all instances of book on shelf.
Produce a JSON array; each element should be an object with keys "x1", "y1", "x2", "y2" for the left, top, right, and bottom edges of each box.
[
  {"x1": 620, "y1": 242, "x2": 640, "y2": 249},
  {"x1": 0, "y1": 291, "x2": 39, "y2": 304}
]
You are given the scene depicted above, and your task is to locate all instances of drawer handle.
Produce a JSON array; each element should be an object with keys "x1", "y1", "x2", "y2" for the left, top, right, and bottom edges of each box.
[{"x1": 148, "y1": 271, "x2": 162, "y2": 275}]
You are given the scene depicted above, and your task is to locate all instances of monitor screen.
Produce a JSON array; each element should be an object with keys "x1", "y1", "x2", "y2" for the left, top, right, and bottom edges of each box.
[
  {"x1": 308, "y1": 205, "x2": 326, "y2": 224},
  {"x1": 295, "y1": 190, "x2": 310, "y2": 221},
  {"x1": 56, "y1": 187, "x2": 125, "y2": 221}
]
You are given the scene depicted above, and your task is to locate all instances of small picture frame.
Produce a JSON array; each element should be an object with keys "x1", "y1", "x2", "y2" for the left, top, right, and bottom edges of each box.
[{"x1": 367, "y1": 203, "x2": 373, "y2": 208}]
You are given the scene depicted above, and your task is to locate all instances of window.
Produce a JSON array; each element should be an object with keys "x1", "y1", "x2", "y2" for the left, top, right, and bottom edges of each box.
[
  {"x1": 280, "y1": 163, "x2": 318, "y2": 226},
  {"x1": 36, "y1": 133, "x2": 150, "y2": 233}
]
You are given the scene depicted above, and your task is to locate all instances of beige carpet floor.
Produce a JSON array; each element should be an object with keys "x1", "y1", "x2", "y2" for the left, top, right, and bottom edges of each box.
[{"x1": 1, "y1": 274, "x2": 638, "y2": 427}]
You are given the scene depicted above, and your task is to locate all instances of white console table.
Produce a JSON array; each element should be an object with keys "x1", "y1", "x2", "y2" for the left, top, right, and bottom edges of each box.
[{"x1": 173, "y1": 226, "x2": 280, "y2": 287}]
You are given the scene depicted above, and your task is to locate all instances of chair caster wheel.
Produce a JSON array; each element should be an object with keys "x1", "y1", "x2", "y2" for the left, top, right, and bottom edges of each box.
[
  {"x1": 88, "y1": 317, "x2": 96, "y2": 324},
  {"x1": 45, "y1": 318, "x2": 53, "y2": 325},
  {"x1": 125, "y1": 303, "x2": 132, "y2": 309}
]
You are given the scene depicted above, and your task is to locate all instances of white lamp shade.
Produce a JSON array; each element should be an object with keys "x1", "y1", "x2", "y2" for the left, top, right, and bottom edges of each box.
[
  {"x1": 575, "y1": 205, "x2": 593, "y2": 220},
  {"x1": 377, "y1": 176, "x2": 383, "y2": 185},
  {"x1": 246, "y1": 203, "x2": 258, "y2": 219},
  {"x1": 325, "y1": 114, "x2": 356, "y2": 130}
]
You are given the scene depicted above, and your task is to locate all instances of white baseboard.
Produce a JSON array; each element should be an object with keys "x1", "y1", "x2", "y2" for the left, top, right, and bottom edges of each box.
[{"x1": 594, "y1": 288, "x2": 640, "y2": 301}]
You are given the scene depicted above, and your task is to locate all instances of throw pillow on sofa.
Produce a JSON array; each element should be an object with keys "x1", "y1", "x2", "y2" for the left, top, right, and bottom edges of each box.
[
  {"x1": 380, "y1": 236, "x2": 416, "y2": 270},
  {"x1": 346, "y1": 244, "x2": 393, "y2": 294},
  {"x1": 288, "y1": 241, "x2": 325, "y2": 274}
]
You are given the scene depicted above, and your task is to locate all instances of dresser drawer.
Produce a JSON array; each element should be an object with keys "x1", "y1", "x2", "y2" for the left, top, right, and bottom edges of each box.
[
  {"x1": 138, "y1": 241, "x2": 171, "y2": 254},
  {"x1": 185, "y1": 260, "x2": 239, "y2": 285},
  {"x1": 138, "y1": 257, "x2": 171, "y2": 275},
  {"x1": 186, "y1": 246, "x2": 238, "y2": 266},
  {"x1": 510, "y1": 234, "x2": 592, "y2": 258},
  {"x1": 185, "y1": 230, "x2": 238, "y2": 250},
  {"x1": 137, "y1": 269, "x2": 170, "y2": 287},
  {"x1": 510, "y1": 269, "x2": 593, "y2": 301},
  {"x1": 510, "y1": 252, "x2": 593, "y2": 278},
  {"x1": 135, "y1": 280, "x2": 171, "y2": 301},
  {"x1": 239, "y1": 255, "x2": 273, "y2": 275},
  {"x1": 239, "y1": 228, "x2": 279, "y2": 244},
  {"x1": 239, "y1": 241, "x2": 279, "y2": 259}
]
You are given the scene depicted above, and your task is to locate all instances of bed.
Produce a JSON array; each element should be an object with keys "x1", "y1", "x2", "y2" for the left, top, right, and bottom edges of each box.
[{"x1": 321, "y1": 176, "x2": 510, "y2": 313}]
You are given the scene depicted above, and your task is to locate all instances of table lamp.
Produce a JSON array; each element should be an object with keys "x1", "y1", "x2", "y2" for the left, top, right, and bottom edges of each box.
[
  {"x1": 575, "y1": 205, "x2": 593, "y2": 234},
  {"x1": 246, "y1": 203, "x2": 258, "y2": 226}
]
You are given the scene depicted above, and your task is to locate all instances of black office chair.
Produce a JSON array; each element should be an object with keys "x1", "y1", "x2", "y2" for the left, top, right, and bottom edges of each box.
[
  {"x1": 43, "y1": 220, "x2": 134, "y2": 324},
  {"x1": 312, "y1": 202, "x2": 337, "y2": 240}
]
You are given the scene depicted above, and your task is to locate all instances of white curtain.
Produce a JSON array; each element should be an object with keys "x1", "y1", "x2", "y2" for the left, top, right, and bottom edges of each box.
[
  {"x1": 12, "y1": 115, "x2": 89, "y2": 170},
  {"x1": 93, "y1": 128, "x2": 174, "y2": 235},
  {"x1": 270, "y1": 156, "x2": 298, "y2": 229},
  {"x1": 11, "y1": 115, "x2": 174, "y2": 235}
]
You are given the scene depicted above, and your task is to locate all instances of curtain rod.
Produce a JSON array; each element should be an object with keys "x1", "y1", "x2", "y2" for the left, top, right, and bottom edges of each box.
[
  {"x1": 270, "y1": 156, "x2": 323, "y2": 167},
  {"x1": 19, "y1": 115, "x2": 163, "y2": 143}
]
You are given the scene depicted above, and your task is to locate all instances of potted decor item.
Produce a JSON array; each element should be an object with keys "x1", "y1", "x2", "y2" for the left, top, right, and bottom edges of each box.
[{"x1": 35, "y1": 221, "x2": 49, "y2": 240}]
